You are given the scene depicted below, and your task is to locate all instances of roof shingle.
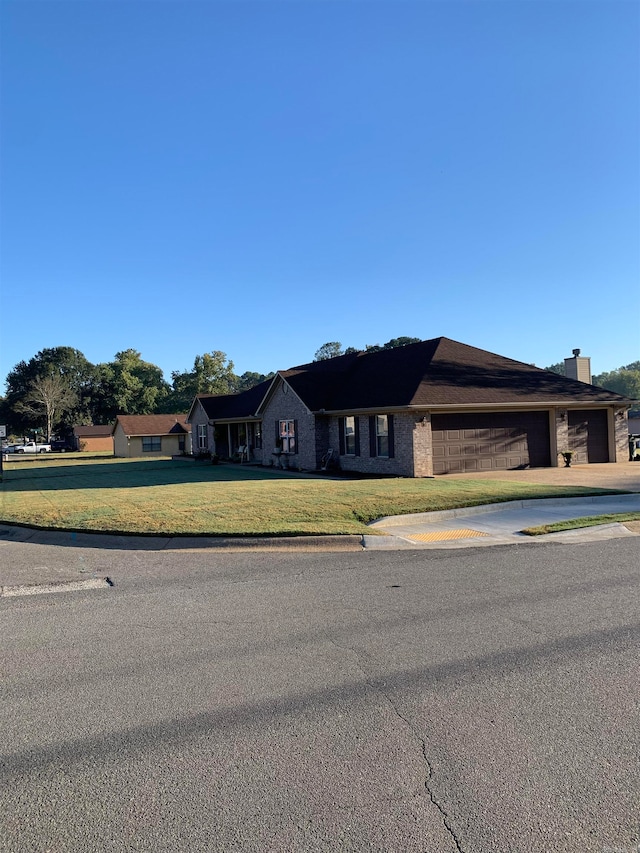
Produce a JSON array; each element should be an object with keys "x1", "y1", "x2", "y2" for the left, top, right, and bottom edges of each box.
[
  {"x1": 114, "y1": 414, "x2": 191, "y2": 436},
  {"x1": 191, "y1": 337, "x2": 631, "y2": 421}
]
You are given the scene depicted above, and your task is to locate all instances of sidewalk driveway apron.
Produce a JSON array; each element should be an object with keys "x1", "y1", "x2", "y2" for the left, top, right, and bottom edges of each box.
[{"x1": 364, "y1": 494, "x2": 640, "y2": 549}]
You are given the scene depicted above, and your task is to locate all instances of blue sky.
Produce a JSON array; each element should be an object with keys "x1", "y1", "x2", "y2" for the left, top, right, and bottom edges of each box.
[{"x1": 1, "y1": 0, "x2": 638, "y2": 388}]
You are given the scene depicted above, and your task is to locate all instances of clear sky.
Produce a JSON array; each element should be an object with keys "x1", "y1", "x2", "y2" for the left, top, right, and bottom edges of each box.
[{"x1": 1, "y1": 0, "x2": 638, "y2": 388}]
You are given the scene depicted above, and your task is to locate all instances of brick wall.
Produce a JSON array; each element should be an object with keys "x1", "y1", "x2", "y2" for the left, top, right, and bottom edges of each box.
[
  {"x1": 412, "y1": 413, "x2": 433, "y2": 477},
  {"x1": 188, "y1": 402, "x2": 212, "y2": 455},
  {"x1": 261, "y1": 381, "x2": 317, "y2": 470},
  {"x1": 77, "y1": 436, "x2": 114, "y2": 453},
  {"x1": 554, "y1": 409, "x2": 569, "y2": 467},
  {"x1": 614, "y1": 408, "x2": 630, "y2": 461},
  {"x1": 332, "y1": 413, "x2": 416, "y2": 477}
]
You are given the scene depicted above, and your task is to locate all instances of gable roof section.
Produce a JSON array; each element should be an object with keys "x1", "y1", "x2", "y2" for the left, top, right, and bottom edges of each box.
[
  {"x1": 194, "y1": 379, "x2": 273, "y2": 422},
  {"x1": 280, "y1": 337, "x2": 631, "y2": 411},
  {"x1": 113, "y1": 414, "x2": 191, "y2": 437}
]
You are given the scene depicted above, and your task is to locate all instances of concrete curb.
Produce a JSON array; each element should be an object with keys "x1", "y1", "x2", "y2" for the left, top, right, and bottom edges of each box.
[
  {"x1": 368, "y1": 493, "x2": 640, "y2": 528},
  {"x1": 0, "y1": 524, "x2": 364, "y2": 552}
]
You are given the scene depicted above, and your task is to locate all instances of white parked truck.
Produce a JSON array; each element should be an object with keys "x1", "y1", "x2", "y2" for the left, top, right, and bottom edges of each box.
[{"x1": 14, "y1": 441, "x2": 52, "y2": 453}]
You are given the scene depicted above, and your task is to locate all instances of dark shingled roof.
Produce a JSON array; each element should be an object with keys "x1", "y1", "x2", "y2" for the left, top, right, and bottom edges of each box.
[
  {"x1": 191, "y1": 337, "x2": 630, "y2": 420},
  {"x1": 280, "y1": 337, "x2": 630, "y2": 410},
  {"x1": 195, "y1": 379, "x2": 272, "y2": 420}
]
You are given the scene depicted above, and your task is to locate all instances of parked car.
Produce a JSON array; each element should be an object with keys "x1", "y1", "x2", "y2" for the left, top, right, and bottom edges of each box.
[
  {"x1": 13, "y1": 441, "x2": 52, "y2": 453},
  {"x1": 50, "y1": 439, "x2": 74, "y2": 452},
  {"x1": 1, "y1": 444, "x2": 17, "y2": 454}
]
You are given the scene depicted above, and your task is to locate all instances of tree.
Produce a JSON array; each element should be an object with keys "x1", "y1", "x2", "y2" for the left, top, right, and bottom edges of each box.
[
  {"x1": 322, "y1": 337, "x2": 422, "y2": 358},
  {"x1": 314, "y1": 342, "x2": 344, "y2": 361},
  {"x1": 382, "y1": 336, "x2": 422, "y2": 349},
  {"x1": 236, "y1": 371, "x2": 275, "y2": 392},
  {"x1": 4, "y1": 347, "x2": 98, "y2": 434},
  {"x1": 15, "y1": 373, "x2": 78, "y2": 440},
  {"x1": 544, "y1": 362, "x2": 566, "y2": 376},
  {"x1": 164, "y1": 351, "x2": 237, "y2": 412},
  {"x1": 593, "y1": 362, "x2": 640, "y2": 399},
  {"x1": 96, "y1": 350, "x2": 170, "y2": 418}
]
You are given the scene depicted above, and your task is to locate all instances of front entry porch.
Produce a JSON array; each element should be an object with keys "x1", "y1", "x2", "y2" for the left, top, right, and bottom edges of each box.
[{"x1": 213, "y1": 421, "x2": 262, "y2": 462}]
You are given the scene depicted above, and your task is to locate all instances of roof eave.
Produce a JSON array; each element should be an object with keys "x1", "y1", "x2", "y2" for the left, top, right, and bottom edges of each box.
[
  {"x1": 209, "y1": 417, "x2": 261, "y2": 424},
  {"x1": 311, "y1": 399, "x2": 629, "y2": 415}
]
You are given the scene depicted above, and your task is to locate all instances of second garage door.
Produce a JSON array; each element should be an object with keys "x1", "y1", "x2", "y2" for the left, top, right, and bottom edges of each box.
[
  {"x1": 568, "y1": 409, "x2": 609, "y2": 463},
  {"x1": 431, "y1": 412, "x2": 551, "y2": 474}
]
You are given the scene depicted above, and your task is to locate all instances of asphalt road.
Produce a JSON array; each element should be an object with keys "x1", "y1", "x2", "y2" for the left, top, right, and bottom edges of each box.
[{"x1": 1, "y1": 539, "x2": 639, "y2": 852}]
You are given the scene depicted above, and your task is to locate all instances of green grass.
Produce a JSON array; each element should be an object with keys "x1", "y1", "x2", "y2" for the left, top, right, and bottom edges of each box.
[
  {"x1": 0, "y1": 456, "x2": 630, "y2": 537},
  {"x1": 522, "y1": 512, "x2": 640, "y2": 536}
]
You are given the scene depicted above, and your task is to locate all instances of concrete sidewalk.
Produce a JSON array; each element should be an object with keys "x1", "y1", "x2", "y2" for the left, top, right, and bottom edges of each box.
[{"x1": 365, "y1": 492, "x2": 640, "y2": 549}]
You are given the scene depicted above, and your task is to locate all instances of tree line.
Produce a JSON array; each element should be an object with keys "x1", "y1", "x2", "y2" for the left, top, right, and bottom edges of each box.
[
  {"x1": 544, "y1": 361, "x2": 640, "y2": 400},
  {"x1": 0, "y1": 347, "x2": 272, "y2": 439},
  {"x1": 0, "y1": 336, "x2": 424, "y2": 438},
  {"x1": 1, "y1": 341, "x2": 638, "y2": 440}
]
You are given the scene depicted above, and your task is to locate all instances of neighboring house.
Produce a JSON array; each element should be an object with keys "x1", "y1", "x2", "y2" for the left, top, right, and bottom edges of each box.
[
  {"x1": 187, "y1": 337, "x2": 632, "y2": 476},
  {"x1": 112, "y1": 414, "x2": 192, "y2": 458},
  {"x1": 73, "y1": 424, "x2": 114, "y2": 453},
  {"x1": 628, "y1": 408, "x2": 640, "y2": 435}
]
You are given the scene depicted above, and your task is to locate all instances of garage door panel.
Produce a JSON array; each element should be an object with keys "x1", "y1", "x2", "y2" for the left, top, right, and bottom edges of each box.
[
  {"x1": 568, "y1": 410, "x2": 608, "y2": 463},
  {"x1": 432, "y1": 412, "x2": 551, "y2": 474}
]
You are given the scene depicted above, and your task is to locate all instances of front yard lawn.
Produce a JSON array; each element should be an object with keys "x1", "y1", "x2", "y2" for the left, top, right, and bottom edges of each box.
[{"x1": 0, "y1": 457, "x2": 628, "y2": 536}]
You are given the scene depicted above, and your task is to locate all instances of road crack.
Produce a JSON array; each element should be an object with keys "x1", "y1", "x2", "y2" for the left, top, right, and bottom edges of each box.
[{"x1": 328, "y1": 639, "x2": 464, "y2": 852}]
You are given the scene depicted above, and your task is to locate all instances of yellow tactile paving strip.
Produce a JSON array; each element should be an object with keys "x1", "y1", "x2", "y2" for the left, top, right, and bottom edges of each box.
[{"x1": 406, "y1": 529, "x2": 490, "y2": 542}]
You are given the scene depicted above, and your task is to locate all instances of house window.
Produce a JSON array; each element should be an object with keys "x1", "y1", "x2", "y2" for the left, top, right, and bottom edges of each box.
[
  {"x1": 369, "y1": 414, "x2": 394, "y2": 458},
  {"x1": 142, "y1": 436, "x2": 162, "y2": 452},
  {"x1": 254, "y1": 423, "x2": 262, "y2": 449},
  {"x1": 279, "y1": 420, "x2": 296, "y2": 453},
  {"x1": 344, "y1": 416, "x2": 356, "y2": 455},
  {"x1": 376, "y1": 415, "x2": 389, "y2": 457},
  {"x1": 197, "y1": 424, "x2": 207, "y2": 450}
]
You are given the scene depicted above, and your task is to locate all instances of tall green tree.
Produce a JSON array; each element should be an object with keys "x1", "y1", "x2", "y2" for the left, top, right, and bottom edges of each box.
[
  {"x1": 164, "y1": 351, "x2": 237, "y2": 412},
  {"x1": 4, "y1": 347, "x2": 97, "y2": 434},
  {"x1": 236, "y1": 371, "x2": 275, "y2": 392},
  {"x1": 96, "y1": 350, "x2": 170, "y2": 418},
  {"x1": 314, "y1": 342, "x2": 344, "y2": 361}
]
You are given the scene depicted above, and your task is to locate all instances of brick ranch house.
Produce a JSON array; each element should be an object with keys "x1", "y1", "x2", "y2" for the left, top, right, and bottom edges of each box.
[
  {"x1": 187, "y1": 337, "x2": 631, "y2": 476},
  {"x1": 112, "y1": 414, "x2": 192, "y2": 458}
]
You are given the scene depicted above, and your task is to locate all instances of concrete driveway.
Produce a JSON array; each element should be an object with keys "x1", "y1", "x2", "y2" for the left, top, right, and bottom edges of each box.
[{"x1": 366, "y1": 462, "x2": 640, "y2": 549}]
